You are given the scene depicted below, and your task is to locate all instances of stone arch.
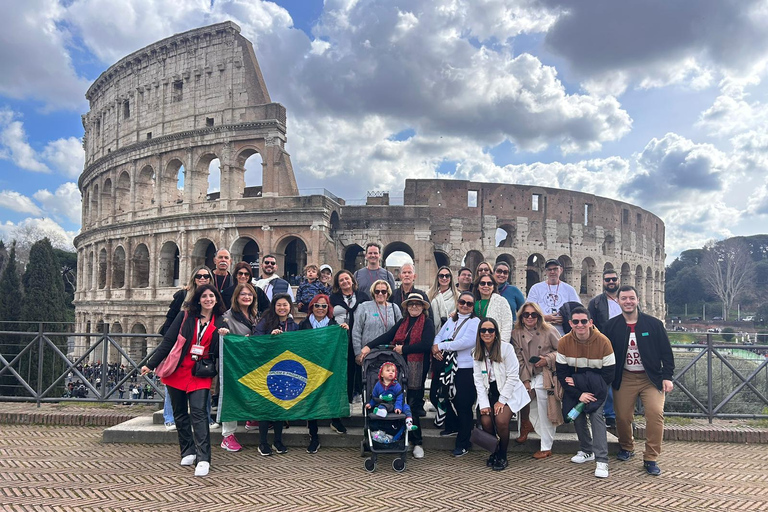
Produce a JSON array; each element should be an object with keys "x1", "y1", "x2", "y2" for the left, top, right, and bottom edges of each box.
[
  {"x1": 116, "y1": 171, "x2": 130, "y2": 215},
  {"x1": 275, "y1": 235, "x2": 308, "y2": 282},
  {"x1": 330, "y1": 211, "x2": 341, "y2": 234},
  {"x1": 495, "y1": 254, "x2": 516, "y2": 283},
  {"x1": 526, "y1": 253, "x2": 545, "y2": 293},
  {"x1": 112, "y1": 246, "x2": 126, "y2": 288},
  {"x1": 558, "y1": 255, "x2": 574, "y2": 284},
  {"x1": 603, "y1": 261, "x2": 614, "y2": 271},
  {"x1": 463, "y1": 250, "x2": 484, "y2": 274},
  {"x1": 132, "y1": 244, "x2": 150, "y2": 288},
  {"x1": 646, "y1": 266, "x2": 654, "y2": 310},
  {"x1": 383, "y1": 241, "x2": 415, "y2": 267},
  {"x1": 207, "y1": 158, "x2": 221, "y2": 200},
  {"x1": 164, "y1": 159, "x2": 185, "y2": 205},
  {"x1": 231, "y1": 236, "x2": 260, "y2": 266},
  {"x1": 434, "y1": 250, "x2": 450, "y2": 270},
  {"x1": 102, "y1": 178, "x2": 113, "y2": 218},
  {"x1": 602, "y1": 234, "x2": 615, "y2": 256},
  {"x1": 344, "y1": 244, "x2": 365, "y2": 272},
  {"x1": 87, "y1": 250, "x2": 94, "y2": 290},
  {"x1": 192, "y1": 238, "x2": 217, "y2": 270},
  {"x1": 635, "y1": 265, "x2": 644, "y2": 302},
  {"x1": 130, "y1": 322, "x2": 149, "y2": 363},
  {"x1": 98, "y1": 248, "x2": 108, "y2": 289},
  {"x1": 158, "y1": 241, "x2": 180, "y2": 287},
  {"x1": 620, "y1": 263, "x2": 631, "y2": 285},
  {"x1": 580, "y1": 257, "x2": 597, "y2": 296},
  {"x1": 496, "y1": 223, "x2": 516, "y2": 248},
  {"x1": 194, "y1": 152, "x2": 219, "y2": 202},
  {"x1": 135, "y1": 165, "x2": 155, "y2": 210},
  {"x1": 237, "y1": 147, "x2": 263, "y2": 198}
]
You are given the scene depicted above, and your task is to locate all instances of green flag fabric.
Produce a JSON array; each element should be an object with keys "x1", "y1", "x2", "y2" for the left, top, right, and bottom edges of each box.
[{"x1": 220, "y1": 324, "x2": 350, "y2": 422}]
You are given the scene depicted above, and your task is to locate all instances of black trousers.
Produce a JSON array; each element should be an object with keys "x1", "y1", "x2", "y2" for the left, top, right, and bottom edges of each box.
[
  {"x1": 446, "y1": 368, "x2": 476, "y2": 450},
  {"x1": 167, "y1": 385, "x2": 211, "y2": 463}
]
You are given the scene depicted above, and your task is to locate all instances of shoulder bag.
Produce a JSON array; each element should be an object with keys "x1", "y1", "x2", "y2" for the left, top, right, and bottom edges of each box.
[{"x1": 154, "y1": 312, "x2": 188, "y2": 379}]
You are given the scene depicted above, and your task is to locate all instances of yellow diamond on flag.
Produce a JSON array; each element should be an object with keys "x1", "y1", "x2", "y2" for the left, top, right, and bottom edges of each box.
[{"x1": 238, "y1": 350, "x2": 334, "y2": 410}]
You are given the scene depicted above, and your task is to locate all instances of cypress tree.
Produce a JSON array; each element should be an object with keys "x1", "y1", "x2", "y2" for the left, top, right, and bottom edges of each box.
[{"x1": 0, "y1": 241, "x2": 23, "y2": 396}]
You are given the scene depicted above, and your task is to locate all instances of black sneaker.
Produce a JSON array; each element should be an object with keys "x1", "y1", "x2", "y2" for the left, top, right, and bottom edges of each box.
[
  {"x1": 258, "y1": 444, "x2": 273, "y2": 456},
  {"x1": 605, "y1": 417, "x2": 616, "y2": 428},
  {"x1": 492, "y1": 457, "x2": 508, "y2": 471},
  {"x1": 330, "y1": 419, "x2": 347, "y2": 434},
  {"x1": 643, "y1": 460, "x2": 662, "y2": 476},
  {"x1": 616, "y1": 449, "x2": 635, "y2": 461},
  {"x1": 452, "y1": 447, "x2": 469, "y2": 457},
  {"x1": 439, "y1": 430, "x2": 458, "y2": 437},
  {"x1": 307, "y1": 437, "x2": 320, "y2": 454},
  {"x1": 273, "y1": 441, "x2": 288, "y2": 454}
]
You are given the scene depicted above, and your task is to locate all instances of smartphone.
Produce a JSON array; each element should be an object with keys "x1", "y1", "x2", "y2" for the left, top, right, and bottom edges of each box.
[{"x1": 529, "y1": 356, "x2": 541, "y2": 364}]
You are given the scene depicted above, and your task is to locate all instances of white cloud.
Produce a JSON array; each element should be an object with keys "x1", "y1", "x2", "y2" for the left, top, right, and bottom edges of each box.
[
  {"x1": 0, "y1": 109, "x2": 50, "y2": 173},
  {"x1": 33, "y1": 182, "x2": 82, "y2": 224},
  {"x1": 0, "y1": 0, "x2": 89, "y2": 111},
  {"x1": 0, "y1": 217, "x2": 78, "y2": 251},
  {"x1": 697, "y1": 76, "x2": 768, "y2": 137},
  {"x1": 42, "y1": 137, "x2": 85, "y2": 179},
  {"x1": 0, "y1": 190, "x2": 43, "y2": 216}
]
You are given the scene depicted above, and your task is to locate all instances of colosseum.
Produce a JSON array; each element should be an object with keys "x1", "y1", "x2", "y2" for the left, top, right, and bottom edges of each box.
[{"x1": 73, "y1": 21, "x2": 665, "y2": 362}]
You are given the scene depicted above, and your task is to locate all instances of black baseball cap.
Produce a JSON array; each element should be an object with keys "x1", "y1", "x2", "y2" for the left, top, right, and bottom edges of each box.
[{"x1": 544, "y1": 259, "x2": 562, "y2": 268}]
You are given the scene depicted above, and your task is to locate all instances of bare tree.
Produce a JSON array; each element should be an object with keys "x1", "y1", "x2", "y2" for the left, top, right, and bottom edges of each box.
[{"x1": 701, "y1": 238, "x2": 754, "y2": 320}]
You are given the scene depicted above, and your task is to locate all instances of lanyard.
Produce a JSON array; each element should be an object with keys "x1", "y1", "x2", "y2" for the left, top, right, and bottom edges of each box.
[{"x1": 376, "y1": 303, "x2": 389, "y2": 330}]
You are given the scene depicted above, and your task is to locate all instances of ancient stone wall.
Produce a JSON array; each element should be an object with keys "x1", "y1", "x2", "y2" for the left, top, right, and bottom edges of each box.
[{"x1": 73, "y1": 23, "x2": 665, "y2": 364}]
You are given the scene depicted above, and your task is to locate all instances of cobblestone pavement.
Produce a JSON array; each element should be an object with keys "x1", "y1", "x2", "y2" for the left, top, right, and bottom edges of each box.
[{"x1": 1, "y1": 425, "x2": 767, "y2": 512}]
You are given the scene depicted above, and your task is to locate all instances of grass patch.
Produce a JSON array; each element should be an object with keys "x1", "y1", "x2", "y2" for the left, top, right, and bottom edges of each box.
[
  {"x1": 664, "y1": 416, "x2": 693, "y2": 426},
  {"x1": 668, "y1": 333, "x2": 699, "y2": 344},
  {"x1": 747, "y1": 418, "x2": 768, "y2": 428}
]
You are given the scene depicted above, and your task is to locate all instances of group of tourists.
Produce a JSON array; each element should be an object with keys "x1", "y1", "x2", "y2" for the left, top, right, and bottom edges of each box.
[{"x1": 141, "y1": 244, "x2": 674, "y2": 479}]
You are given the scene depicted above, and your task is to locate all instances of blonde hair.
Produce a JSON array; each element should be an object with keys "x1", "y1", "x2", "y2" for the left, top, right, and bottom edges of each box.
[
  {"x1": 369, "y1": 279, "x2": 392, "y2": 299},
  {"x1": 514, "y1": 301, "x2": 551, "y2": 331}
]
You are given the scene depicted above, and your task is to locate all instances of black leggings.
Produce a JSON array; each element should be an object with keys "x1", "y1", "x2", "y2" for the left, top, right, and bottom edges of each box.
[{"x1": 478, "y1": 381, "x2": 512, "y2": 457}]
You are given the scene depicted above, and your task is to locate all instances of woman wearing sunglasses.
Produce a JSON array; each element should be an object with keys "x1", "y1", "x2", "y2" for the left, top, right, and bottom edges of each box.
[
  {"x1": 298, "y1": 294, "x2": 350, "y2": 453},
  {"x1": 473, "y1": 317, "x2": 530, "y2": 470},
  {"x1": 428, "y1": 266, "x2": 458, "y2": 332},
  {"x1": 510, "y1": 301, "x2": 561, "y2": 459},
  {"x1": 352, "y1": 280, "x2": 402, "y2": 365},
  {"x1": 472, "y1": 274, "x2": 514, "y2": 343},
  {"x1": 221, "y1": 262, "x2": 269, "y2": 312},
  {"x1": 431, "y1": 291, "x2": 481, "y2": 457}
]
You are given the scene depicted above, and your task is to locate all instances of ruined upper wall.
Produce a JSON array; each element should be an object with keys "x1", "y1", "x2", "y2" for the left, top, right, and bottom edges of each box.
[{"x1": 81, "y1": 21, "x2": 281, "y2": 167}]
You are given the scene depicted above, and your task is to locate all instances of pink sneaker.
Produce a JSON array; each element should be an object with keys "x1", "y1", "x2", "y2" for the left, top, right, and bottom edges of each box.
[
  {"x1": 245, "y1": 420, "x2": 258, "y2": 431},
  {"x1": 220, "y1": 434, "x2": 242, "y2": 452}
]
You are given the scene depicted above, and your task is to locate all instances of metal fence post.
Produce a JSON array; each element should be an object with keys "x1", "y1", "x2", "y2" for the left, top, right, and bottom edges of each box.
[
  {"x1": 707, "y1": 333, "x2": 713, "y2": 424},
  {"x1": 101, "y1": 324, "x2": 109, "y2": 400},
  {"x1": 36, "y1": 322, "x2": 44, "y2": 408}
]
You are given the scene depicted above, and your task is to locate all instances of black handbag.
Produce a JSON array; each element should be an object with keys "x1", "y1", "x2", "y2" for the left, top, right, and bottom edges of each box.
[
  {"x1": 470, "y1": 424, "x2": 499, "y2": 452},
  {"x1": 192, "y1": 358, "x2": 217, "y2": 378}
]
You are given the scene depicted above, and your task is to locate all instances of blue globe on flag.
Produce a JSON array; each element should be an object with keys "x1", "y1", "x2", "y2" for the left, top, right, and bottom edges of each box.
[{"x1": 266, "y1": 360, "x2": 308, "y2": 401}]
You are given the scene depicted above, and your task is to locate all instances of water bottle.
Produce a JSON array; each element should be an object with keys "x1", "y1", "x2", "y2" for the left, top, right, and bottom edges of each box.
[{"x1": 567, "y1": 402, "x2": 585, "y2": 422}]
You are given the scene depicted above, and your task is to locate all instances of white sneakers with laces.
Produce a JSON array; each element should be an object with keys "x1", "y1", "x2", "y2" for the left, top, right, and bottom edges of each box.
[
  {"x1": 595, "y1": 462, "x2": 609, "y2": 478},
  {"x1": 571, "y1": 450, "x2": 595, "y2": 464}
]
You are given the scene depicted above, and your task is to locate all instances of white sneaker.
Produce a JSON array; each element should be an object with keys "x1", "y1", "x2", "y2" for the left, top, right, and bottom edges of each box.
[
  {"x1": 195, "y1": 461, "x2": 210, "y2": 477},
  {"x1": 180, "y1": 454, "x2": 196, "y2": 466},
  {"x1": 595, "y1": 462, "x2": 609, "y2": 478},
  {"x1": 413, "y1": 445, "x2": 424, "y2": 459},
  {"x1": 164, "y1": 422, "x2": 176, "y2": 431},
  {"x1": 209, "y1": 422, "x2": 220, "y2": 430},
  {"x1": 571, "y1": 451, "x2": 595, "y2": 464}
]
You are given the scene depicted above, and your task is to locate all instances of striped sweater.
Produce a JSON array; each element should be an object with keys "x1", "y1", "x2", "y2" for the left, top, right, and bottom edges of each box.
[{"x1": 555, "y1": 329, "x2": 616, "y2": 400}]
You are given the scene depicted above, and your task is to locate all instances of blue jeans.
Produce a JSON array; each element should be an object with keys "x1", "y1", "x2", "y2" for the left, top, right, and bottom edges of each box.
[
  {"x1": 163, "y1": 390, "x2": 175, "y2": 424},
  {"x1": 603, "y1": 387, "x2": 615, "y2": 419}
]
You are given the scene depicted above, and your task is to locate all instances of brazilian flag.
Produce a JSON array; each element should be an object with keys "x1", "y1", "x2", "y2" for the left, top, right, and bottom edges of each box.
[{"x1": 220, "y1": 325, "x2": 349, "y2": 421}]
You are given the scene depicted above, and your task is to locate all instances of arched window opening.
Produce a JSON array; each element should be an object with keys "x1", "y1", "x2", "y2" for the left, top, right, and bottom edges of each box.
[
  {"x1": 207, "y1": 158, "x2": 221, "y2": 201},
  {"x1": 344, "y1": 244, "x2": 365, "y2": 272},
  {"x1": 462, "y1": 250, "x2": 484, "y2": 274},
  {"x1": 158, "y1": 241, "x2": 180, "y2": 287},
  {"x1": 526, "y1": 253, "x2": 545, "y2": 293},
  {"x1": 192, "y1": 239, "x2": 217, "y2": 270},
  {"x1": 113, "y1": 247, "x2": 126, "y2": 288},
  {"x1": 243, "y1": 151, "x2": 263, "y2": 198},
  {"x1": 434, "y1": 251, "x2": 450, "y2": 270},
  {"x1": 132, "y1": 244, "x2": 150, "y2": 288},
  {"x1": 283, "y1": 237, "x2": 308, "y2": 284},
  {"x1": 98, "y1": 249, "x2": 107, "y2": 289}
]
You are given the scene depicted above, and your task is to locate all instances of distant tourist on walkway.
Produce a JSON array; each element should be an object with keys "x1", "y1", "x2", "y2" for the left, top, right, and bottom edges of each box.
[{"x1": 603, "y1": 285, "x2": 675, "y2": 476}]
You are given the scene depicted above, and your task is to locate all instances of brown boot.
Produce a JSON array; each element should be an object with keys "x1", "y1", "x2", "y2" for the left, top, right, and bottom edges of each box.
[
  {"x1": 533, "y1": 450, "x2": 552, "y2": 459},
  {"x1": 515, "y1": 419, "x2": 534, "y2": 444}
]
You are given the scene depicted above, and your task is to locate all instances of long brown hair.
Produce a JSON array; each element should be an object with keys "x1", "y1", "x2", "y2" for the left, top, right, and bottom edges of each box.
[
  {"x1": 230, "y1": 282, "x2": 259, "y2": 319},
  {"x1": 474, "y1": 317, "x2": 502, "y2": 363}
]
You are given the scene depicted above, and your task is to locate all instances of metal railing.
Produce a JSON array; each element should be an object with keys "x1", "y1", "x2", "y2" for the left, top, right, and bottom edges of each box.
[
  {"x1": 1, "y1": 325, "x2": 767, "y2": 422},
  {"x1": 0, "y1": 322, "x2": 164, "y2": 406}
]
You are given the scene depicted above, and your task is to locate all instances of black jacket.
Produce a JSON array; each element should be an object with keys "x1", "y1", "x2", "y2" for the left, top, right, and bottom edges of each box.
[
  {"x1": 588, "y1": 293, "x2": 611, "y2": 332},
  {"x1": 603, "y1": 312, "x2": 675, "y2": 391},
  {"x1": 159, "y1": 289, "x2": 186, "y2": 335},
  {"x1": 390, "y1": 286, "x2": 435, "y2": 322},
  {"x1": 221, "y1": 283, "x2": 269, "y2": 313},
  {"x1": 560, "y1": 371, "x2": 609, "y2": 416},
  {"x1": 147, "y1": 311, "x2": 225, "y2": 371}
]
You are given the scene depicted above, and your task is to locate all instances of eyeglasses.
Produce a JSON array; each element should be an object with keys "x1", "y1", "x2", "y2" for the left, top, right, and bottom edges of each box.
[
  {"x1": 571, "y1": 318, "x2": 590, "y2": 325},
  {"x1": 239, "y1": 293, "x2": 254, "y2": 298},
  {"x1": 479, "y1": 281, "x2": 493, "y2": 286},
  {"x1": 604, "y1": 277, "x2": 618, "y2": 283},
  {"x1": 522, "y1": 312, "x2": 540, "y2": 319},
  {"x1": 373, "y1": 289, "x2": 388, "y2": 295},
  {"x1": 407, "y1": 303, "x2": 423, "y2": 308},
  {"x1": 438, "y1": 273, "x2": 451, "y2": 279},
  {"x1": 262, "y1": 261, "x2": 276, "y2": 266},
  {"x1": 458, "y1": 299, "x2": 474, "y2": 307},
  {"x1": 545, "y1": 267, "x2": 560, "y2": 272},
  {"x1": 236, "y1": 271, "x2": 251, "y2": 277},
  {"x1": 479, "y1": 328, "x2": 496, "y2": 334},
  {"x1": 313, "y1": 304, "x2": 328, "y2": 309},
  {"x1": 494, "y1": 269, "x2": 509, "y2": 275},
  {"x1": 477, "y1": 268, "x2": 491, "y2": 274},
  {"x1": 194, "y1": 274, "x2": 211, "y2": 280}
]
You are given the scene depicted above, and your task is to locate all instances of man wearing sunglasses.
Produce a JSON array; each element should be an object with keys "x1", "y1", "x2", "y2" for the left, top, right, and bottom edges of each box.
[
  {"x1": 255, "y1": 254, "x2": 295, "y2": 301},
  {"x1": 588, "y1": 269, "x2": 622, "y2": 427},
  {"x1": 493, "y1": 262, "x2": 525, "y2": 322},
  {"x1": 555, "y1": 307, "x2": 616, "y2": 479}
]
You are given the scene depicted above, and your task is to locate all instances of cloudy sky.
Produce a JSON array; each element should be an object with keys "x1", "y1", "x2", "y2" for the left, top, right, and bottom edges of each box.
[{"x1": 1, "y1": 0, "x2": 767, "y2": 260}]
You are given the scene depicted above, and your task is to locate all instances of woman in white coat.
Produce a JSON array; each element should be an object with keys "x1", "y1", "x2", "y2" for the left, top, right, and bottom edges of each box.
[
  {"x1": 472, "y1": 275, "x2": 514, "y2": 343},
  {"x1": 473, "y1": 317, "x2": 530, "y2": 471}
]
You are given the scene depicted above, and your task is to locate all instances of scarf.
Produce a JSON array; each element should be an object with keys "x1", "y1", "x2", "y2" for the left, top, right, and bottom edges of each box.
[
  {"x1": 434, "y1": 350, "x2": 458, "y2": 428},
  {"x1": 309, "y1": 315, "x2": 330, "y2": 329},
  {"x1": 393, "y1": 315, "x2": 426, "y2": 389},
  {"x1": 230, "y1": 310, "x2": 254, "y2": 332}
]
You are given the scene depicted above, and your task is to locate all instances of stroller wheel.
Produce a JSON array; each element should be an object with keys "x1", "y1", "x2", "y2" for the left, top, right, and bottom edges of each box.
[
  {"x1": 392, "y1": 457, "x2": 406, "y2": 472},
  {"x1": 364, "y1": 457, "x2": 376, "y2": 473}
]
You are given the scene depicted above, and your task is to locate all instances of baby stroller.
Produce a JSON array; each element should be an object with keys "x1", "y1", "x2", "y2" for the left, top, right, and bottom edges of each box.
[{"x1": 361, "y1": 347, "x2": 409, "y2": 473}]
